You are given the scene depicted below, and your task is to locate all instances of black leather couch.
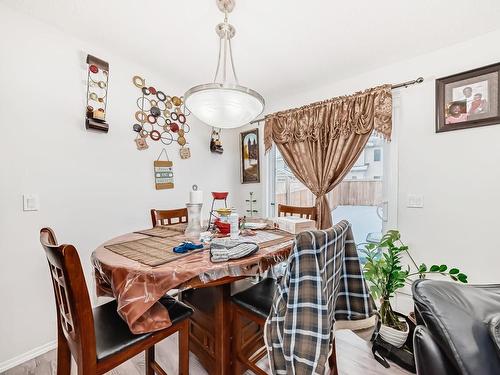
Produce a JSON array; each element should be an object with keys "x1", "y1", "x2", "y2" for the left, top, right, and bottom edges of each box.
[{"x1": 412, "y1": 279, "x2": 500, "y2": 375}]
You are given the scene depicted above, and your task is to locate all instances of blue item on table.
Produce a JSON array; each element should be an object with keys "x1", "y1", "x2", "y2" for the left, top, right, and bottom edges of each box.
[{"x1": 173, "y1": 241, "x2": 204, "y2": 254}]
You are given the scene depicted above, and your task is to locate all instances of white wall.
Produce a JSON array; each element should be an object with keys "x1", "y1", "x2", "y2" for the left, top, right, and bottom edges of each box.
[
  {"x1": 0, "y1": 5, "x2": 239, "y2": 368},
  {"x1": 3, "y1": 2, "x2": 500, "y2": 368},
  {"x1": 233, "y1": 29, "x2": 500, "y2": 290}
]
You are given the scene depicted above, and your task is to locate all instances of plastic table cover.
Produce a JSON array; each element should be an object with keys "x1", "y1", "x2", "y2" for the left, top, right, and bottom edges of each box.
[{"x1": 92, "y1": 231, "x2": 292, "y2": 334}]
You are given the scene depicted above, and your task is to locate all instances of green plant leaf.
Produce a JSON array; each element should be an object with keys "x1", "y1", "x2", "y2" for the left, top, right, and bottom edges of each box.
[
  {"x1": 457, "y1": 273, "x2": 468, "y2": 283},
  {"x1": 430, "y1": 265, "x2": 440, "y2": 272},
  {"x1": 449, "y1": 268, "x2": 459, "y2": 275},
  {"x1": 439, "y1": 265, "x2": 447, "y2": 272},
  {"x1": 419, "y1": 263, "x2": 427, "y2": 272}
]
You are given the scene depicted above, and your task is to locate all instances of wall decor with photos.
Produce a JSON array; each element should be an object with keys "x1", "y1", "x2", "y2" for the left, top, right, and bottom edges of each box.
[
  {"x1": 240, "y1": 128, "x2": 260, "y2": 184},
  {"x1": 131, "y1": 75, "x2": 191, "y2": 158},
  {"x1": 436, "y1": 62, "x2": 500, "y2": 133}
]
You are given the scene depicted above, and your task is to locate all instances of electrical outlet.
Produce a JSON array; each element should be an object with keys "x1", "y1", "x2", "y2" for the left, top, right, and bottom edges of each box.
[
  {"x1": 23, "y1": 194, "x2": 40, "y2": 211},
  {"x1": 407, "y1": 194, "x2": 424, "y2": 208}
]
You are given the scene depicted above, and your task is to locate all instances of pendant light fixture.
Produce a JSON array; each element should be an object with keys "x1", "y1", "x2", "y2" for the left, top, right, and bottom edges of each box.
[{"x1": 184, "y1": 0, "x2": 265, "y2": 129}]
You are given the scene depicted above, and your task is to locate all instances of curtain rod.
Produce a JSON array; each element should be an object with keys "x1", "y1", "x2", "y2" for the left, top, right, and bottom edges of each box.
[{"x1": 249, "y1": 76, "x2": 424, "y2": 124}]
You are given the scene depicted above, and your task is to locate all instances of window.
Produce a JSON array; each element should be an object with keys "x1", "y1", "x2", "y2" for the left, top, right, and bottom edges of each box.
[{"x1": 271, "y1": 135, "x2": 384, "y2": 244}]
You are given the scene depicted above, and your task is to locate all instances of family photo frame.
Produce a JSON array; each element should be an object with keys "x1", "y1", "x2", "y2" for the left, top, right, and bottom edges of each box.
[{"x1": 436, "y1": 62, "x2": 500, "y2": 133}]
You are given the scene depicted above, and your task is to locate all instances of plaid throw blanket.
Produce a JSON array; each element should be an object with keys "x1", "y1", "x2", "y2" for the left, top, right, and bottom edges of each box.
[{"x1": 264, "y1": 220, "x2": 376, "y2": 374}]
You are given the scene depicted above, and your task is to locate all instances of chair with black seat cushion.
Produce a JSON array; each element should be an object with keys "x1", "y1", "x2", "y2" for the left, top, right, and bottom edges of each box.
[
  {"x1": 231, "y1": 278, "x2": 277, "y2": 375},
  {"x1": 151, "y1": 208, "x2": 188, "y2": 227},
  {"x1": 40, "y1": 227, "x2": 193, "y2": 375},
  {"x1": 231, "y1": 223, "x2": 355, "y2": 375},
  {"x1": 412, "y1": 279, "x2": 500, "y2": 375}
]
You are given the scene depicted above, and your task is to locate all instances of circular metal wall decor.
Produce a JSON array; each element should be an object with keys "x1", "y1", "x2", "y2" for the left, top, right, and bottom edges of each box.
[
  {"x1": 156, "y1": 91, "x2": 167, "y2": 101},
  {"x1": 131, "y1": 76, "x2": 191, "y2": 152},
  {"x1": 135, "y1": 110, "x2": 147, "y2": 123},
  {"x1": 150, "y1": 106, "x2": 161, "y2": 117},
  {"x1": 133, "y1": 76, "x2": 145, "y2": 88},
  {"x1": 137, "y1": 97, "x2": 152, "y2": 111},
  {"x1": 147, "y1": 114, "x2": 157, "y2": 124},
  {"x1": 150, "y1": 130, "x2": 161, "y2": 141}
]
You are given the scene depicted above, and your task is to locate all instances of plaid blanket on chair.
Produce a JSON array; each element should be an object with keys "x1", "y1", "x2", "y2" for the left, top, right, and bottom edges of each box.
[{"x1": 264, "y1": 220, "x2": 376, "y2": 375}]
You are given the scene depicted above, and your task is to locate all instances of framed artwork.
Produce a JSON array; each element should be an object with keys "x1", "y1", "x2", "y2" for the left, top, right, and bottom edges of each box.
[
  {"x1": 436, "y1": 62, "x2": 500, "y2": 133},
  {"x1": 240, "y1": 128, "x2": 260, "y2": 184}
]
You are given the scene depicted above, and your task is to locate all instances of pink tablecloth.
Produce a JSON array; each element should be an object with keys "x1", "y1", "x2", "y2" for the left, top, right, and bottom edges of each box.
[{"x1": 92, "y1": 230, "x2": 293, "y2": 334}]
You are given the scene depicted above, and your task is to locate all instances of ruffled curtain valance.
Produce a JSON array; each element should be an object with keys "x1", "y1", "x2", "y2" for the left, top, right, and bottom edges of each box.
[
  {"x1": 264, "y1": 85, "x2": 393, "y2": 229},
  {"x1": 264, "y1": 84, "x2": 392, "y2": 152}
]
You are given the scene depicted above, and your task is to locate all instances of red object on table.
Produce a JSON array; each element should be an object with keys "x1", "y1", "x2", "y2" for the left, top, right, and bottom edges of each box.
[
  {"x1": 207, "y1": 192, "x2": 229, "y2": 230},
  {"x1": 212, "y1": 191, "x2": 228, "y2": 199},
  {"x1": 214, "y1": 218, "x2": 230, "y2": 234}
]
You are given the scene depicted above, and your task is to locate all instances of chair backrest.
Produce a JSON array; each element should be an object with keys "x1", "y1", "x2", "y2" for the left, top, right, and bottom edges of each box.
[
  {"x1": 40, "y1": 228, "x2": 96, "y2": 363},
  {"x1": 277, "y1": 204, "x2": 316, "y2": 221},
  {"x1": 266, "y1": 221, "x2": 374, "y2": 373},
  {"x1": 150, "y1": 208, "x2": 188, "y2": 227}
]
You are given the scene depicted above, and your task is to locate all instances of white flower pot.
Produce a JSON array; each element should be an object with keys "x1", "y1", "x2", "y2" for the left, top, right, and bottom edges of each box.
[{"x1": 379, "y1": 321, "x2": 409, "y2": 348}]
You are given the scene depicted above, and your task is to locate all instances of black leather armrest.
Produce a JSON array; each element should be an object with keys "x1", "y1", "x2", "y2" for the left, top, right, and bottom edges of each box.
[{"x1": 413, "y1": 326, "x2": 457, "y2": 375}]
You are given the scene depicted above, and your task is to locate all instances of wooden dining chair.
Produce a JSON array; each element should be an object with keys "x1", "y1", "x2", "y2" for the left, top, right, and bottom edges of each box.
[
  {"x1": 151, "y1": 208, "x2": 188, "y2": 227},
  {"x1": 231, "y1": 278, "x2": 276, "y2": 375},
  {"x1": 231, "y1": 227, "x2": 344, "y2": 375},
  {"x1": 277, "y1": 203, "x2": 317, "y2": 221},
  {"x1": 40, "y1": 227, "x2": 193, "y2": 375}
]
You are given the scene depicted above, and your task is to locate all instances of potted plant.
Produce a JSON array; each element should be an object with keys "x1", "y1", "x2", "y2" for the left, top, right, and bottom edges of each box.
[{"x1": 363, "y1": 230, "x2": 468, "y2": 347}]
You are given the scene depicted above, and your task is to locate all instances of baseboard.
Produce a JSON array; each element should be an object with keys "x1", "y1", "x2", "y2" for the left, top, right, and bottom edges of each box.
[{"x1": 0, "y1": 340, "x2": 57, "y2": 373}]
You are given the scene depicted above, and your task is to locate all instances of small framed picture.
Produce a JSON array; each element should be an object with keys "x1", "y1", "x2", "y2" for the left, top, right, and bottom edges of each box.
[
  {"x1": 240, "y1": 128, "x2": 260, "y2": 184},
  {"x1": 436, "y1": 62, "x2": 500, "y2": 133}
]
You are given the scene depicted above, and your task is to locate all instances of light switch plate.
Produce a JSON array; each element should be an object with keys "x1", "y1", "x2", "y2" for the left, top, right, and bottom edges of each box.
[
  {"x1": 407, "y1": 194, "x2": 424, "y2": 208},
  {"x1": 23, "y1": 194, "x2": 40, "y2": 211}
]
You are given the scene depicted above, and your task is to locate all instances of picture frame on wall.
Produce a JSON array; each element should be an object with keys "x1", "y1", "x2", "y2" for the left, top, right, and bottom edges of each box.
[
  {"x1": 240, "y1": 128, "x2": 260, "y2": 184},
  {"x1": 436, "y1": 62, "x2": 500, "y2": 133}
]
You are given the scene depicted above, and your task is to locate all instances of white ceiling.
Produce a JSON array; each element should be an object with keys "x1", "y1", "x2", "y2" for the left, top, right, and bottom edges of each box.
[{"x1": 4, "y1": 0, "x2": 500, "y2": 101}]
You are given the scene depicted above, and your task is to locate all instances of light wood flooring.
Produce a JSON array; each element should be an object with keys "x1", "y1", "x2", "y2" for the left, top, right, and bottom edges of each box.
[{"x1": 1, "y1": 330, "x2": 411, "y2": 375}]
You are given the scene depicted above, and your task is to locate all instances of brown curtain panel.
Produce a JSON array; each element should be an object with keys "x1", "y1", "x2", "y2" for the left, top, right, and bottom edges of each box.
[{"x1": 264, "y1": 85, "x2": 392, "y2": 229}]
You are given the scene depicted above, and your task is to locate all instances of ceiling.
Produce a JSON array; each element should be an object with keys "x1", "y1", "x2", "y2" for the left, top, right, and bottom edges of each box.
[{"x1": 4, "y1": 0, "x2": 500, "y2": 102}]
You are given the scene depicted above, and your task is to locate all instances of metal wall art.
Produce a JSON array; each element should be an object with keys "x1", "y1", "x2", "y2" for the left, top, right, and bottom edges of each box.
[
  {"x1": 132, "y1": 75, "x2": 191, "y2": 151},
  {"x1": 86, "y1": 55, "x2": 109, "y2": 132}
]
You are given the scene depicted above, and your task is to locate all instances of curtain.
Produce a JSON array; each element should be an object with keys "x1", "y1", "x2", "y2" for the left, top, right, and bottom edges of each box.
[{"x1": 264, "y1": 85, "x2": 392, "y2": 229}]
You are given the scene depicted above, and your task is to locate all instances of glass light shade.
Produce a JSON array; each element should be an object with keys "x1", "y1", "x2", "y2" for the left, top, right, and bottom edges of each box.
[{"x1": 184, "y1": 83, "x2": 265, "y2": 129}]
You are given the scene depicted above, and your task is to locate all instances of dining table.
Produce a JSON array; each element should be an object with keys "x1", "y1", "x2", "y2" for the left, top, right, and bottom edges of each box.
[{"x1": 92, "y1": 222, "x2": 295, "y2": 375}]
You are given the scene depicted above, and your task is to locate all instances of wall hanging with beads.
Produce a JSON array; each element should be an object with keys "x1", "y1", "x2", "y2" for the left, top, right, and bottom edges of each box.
[
  {"x1": 86, "y1": 55, "x2": 109, "y2": 132},
  {"x1": 131, "y1": 75, "x2": 191, "y2": 151}
]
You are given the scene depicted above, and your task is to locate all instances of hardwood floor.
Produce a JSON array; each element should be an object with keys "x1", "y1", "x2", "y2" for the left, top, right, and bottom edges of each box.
[{"x1": 1, "y1": 330, "x2": 411, "y2": 375}]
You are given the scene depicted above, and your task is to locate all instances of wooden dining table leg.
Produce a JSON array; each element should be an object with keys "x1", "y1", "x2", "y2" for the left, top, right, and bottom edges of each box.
[
  {"x1": 180, "y1": 282, "x2": 233, "y2": 375},
  {"x1": 214, "y1": 283, "x2": 232, "y2": 374}
]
